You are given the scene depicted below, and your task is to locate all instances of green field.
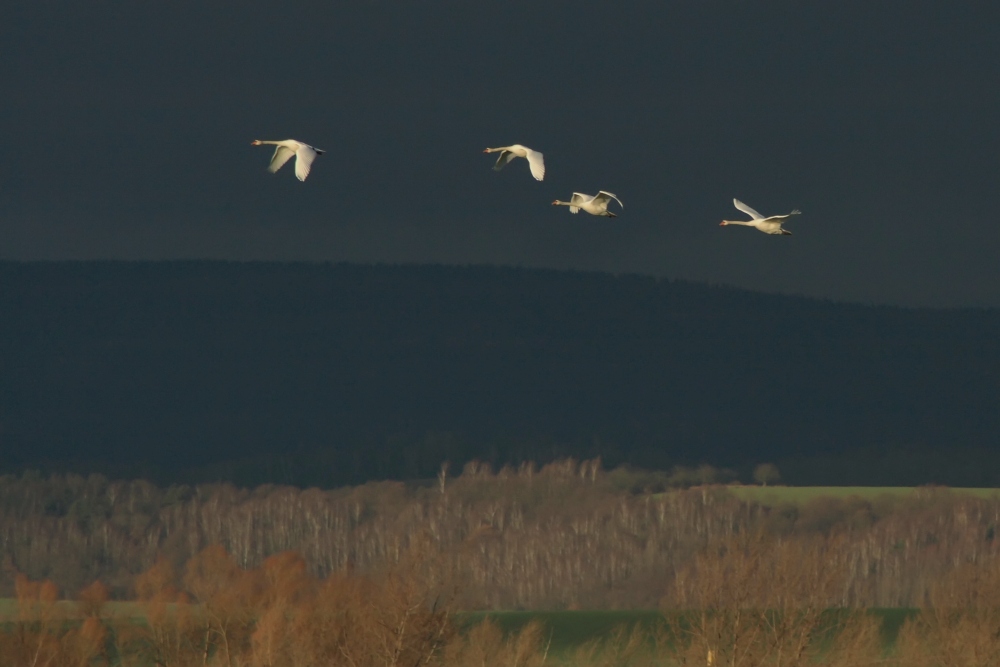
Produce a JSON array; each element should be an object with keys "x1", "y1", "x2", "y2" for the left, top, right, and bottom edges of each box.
[
  {"x1": 456, "y1": 610, "x2": 663, "y2": 653},
  {"x1": 456, "y1": 609, "x2": 916, "y2": 652},
  {"x1": 726, "y1": 485, "x2": 1000, "y2": 505},
  {"x1": 0, "y1": 600, "x2": 921, "y2": 656},
  {"x1": 0, "y1": 599, "x2": 152, "y2": 621}
]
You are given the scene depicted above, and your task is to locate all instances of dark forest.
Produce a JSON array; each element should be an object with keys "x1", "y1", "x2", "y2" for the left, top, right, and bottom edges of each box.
[{"x1": 1, "y1": 261, "x2": 998, "y2": 487}]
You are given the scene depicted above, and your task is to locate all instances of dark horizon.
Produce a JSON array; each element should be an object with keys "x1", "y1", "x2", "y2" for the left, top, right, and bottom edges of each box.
[
  {"x1": 2, "y1": 260, "x2": 998, "y2": 488},
  {"x1": 9, "y1": 256, "x2": 1000, "y2": 312}
]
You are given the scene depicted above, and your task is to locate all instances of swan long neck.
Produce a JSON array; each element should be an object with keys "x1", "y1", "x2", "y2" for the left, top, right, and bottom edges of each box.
[
  {"x1": 552, "y1": 200, "x2": 573, "y2": 206},
  {"x1": 722, "y1": 220, "x2": 755, "y2": 226}
]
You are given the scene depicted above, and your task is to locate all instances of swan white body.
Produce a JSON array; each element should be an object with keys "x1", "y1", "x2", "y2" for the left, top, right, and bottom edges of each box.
[
  {"x1": 483, "y1": 144, "x2": 545, "y2": 181},
  {"x1": 720, "y1": 199, "x2": 801, "y2": 235},
  {"x1": 251, "y1": 139, "x2": 325, "y2": 181},
  {"x1": 552, "y1": 191, "x2": 623, "y2": 217}
]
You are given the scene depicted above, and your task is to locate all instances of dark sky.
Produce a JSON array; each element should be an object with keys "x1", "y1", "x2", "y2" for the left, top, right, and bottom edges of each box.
[{"x1": 3, "y1": 1, "x2": 998, "y2": 307}]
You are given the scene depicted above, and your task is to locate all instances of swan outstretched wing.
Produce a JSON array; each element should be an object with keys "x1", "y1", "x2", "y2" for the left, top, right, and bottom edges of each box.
[
  {"x1": 294, "y1": 145, "x2": 319, "y2": 181},
  {"x1": 493, "y1": 151, "x2": 517, "y2": 171},
  {"x1": 767, "y1": 209, "x2": 802, "y2": 222},
  {"x1": 594, "y1": 191, "x2": 623, "y2": 210},
  {"x1": 525, "y1": 149, "x2": 545, "y2": 181},
  {"x1": 733, "y1": 199, "x2": 764, "y2": 220},
  {"x1": 570, "y1": 193, "x2": 590, "y2": 206},
  {"x1": 268, "y1": 146, "x2": 296, "y2": 173}
]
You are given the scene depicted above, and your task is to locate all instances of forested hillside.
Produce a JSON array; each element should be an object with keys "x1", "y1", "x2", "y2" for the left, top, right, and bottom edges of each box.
[
  {"x1": 2, "y1": 462, "x2": 998, "y2": 609},
  {"x1": 1, "y1": 261, "x2": 999, "y2": 486}
]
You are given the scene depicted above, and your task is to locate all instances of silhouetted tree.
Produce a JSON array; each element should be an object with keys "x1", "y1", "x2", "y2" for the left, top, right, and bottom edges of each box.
[{"x1": 753, "y1": 463, "x2": 781, "y2": 486}]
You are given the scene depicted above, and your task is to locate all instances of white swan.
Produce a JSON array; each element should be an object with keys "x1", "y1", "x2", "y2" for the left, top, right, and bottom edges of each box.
[
  {"x1": 720, "y1": 199, "x2": 801, "y2": 235},
  {"x1": 251, "y1": 139, "x2": 325, "y2": 181},
  {"x1": 483, "y1": 144, "x2": 545, "y2": 181},
  {"x1": 552, "y1": 191, "x2": 623, "y2": 217}
]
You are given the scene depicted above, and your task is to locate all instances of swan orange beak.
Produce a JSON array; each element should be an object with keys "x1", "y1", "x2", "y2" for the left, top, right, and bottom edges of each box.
[
  {"x1": 719, "y1": 221, "x2": 726, "y2": 226},
  {"x1": 482, "y1": 149, "x2": 490, "y2": 153},
  {"x1": 551, "y1": 201, "x2": 559, "y2": 206}
]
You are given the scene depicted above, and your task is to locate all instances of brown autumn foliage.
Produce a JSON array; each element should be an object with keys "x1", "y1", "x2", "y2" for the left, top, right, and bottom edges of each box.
[
  {"x1": 0, "y1": 575, "x2": 64, "y2": 667},
  {"x1": 5, "y1": 536, "x2": 1000, "y2": 666},
  {"x1": 77, "y1": 579, "x2": 109, "y2": 618},
  {"x1": 113, "y1": 539, "x2": 456, "y2": 667},
  {"x1": 892, "y1": 559, "x2": 1000, "y2": 666},
  {"x1": 0, "y1": 573, "x2": 111, "y2": 667},
  {"x1": 3, "y1": 461, "x2": 1000, "y2": 610},
  {"x1": 446, "y1": 618, "x2": 550, "y2": 667},
  {"x1": 571, "y1": 623, "x2": 666, "y2": 667},
  {"x1": 666, "y1": 531, "x2": 884, "y2": 667}
]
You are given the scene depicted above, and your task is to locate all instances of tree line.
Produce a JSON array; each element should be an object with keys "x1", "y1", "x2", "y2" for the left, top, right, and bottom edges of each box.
[
  {"x1": 2, "y1": 459, "x2": 999, "y2": 611},
  {"x1": 6, "y1": 528, "x2": 1000, "y2": 666}
]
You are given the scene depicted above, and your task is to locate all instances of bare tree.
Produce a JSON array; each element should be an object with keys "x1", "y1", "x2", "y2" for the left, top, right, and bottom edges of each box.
[
  {"x1": 753, "y1": 464, "x2": 781, "y2": 487},
  {"x1": 667, "y1": 531, "x2": 878, "y2": 667},
  {"x1": 894, "y1": 560, "x2": 1000, "y2": 666},
  {"x1": 438, "y1": 462, "x2": 450, "y2": 495},
  {"x1": 446, "y1": 619, "x2": 550, "y2": 667}
]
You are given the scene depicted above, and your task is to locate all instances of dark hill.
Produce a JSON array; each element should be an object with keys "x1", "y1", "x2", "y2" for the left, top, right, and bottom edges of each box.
[{"x1": 1, "y1": 261, "x2": 997, "y2": 486}]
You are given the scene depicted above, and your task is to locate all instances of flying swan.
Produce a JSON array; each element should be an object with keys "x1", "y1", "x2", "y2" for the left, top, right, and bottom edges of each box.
[
  {"x1": 552, "y1": 191, "x2": 624, "y2": 217},
  {"x1": 251, "y1": 139, "x2": 325, "y2": 181},
  {"x1": 483, "y1": 144, "x2": 545, "y2": 181},
  {"x1": 720, "y1": 199, "x2": 801, "y2": 235}
]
